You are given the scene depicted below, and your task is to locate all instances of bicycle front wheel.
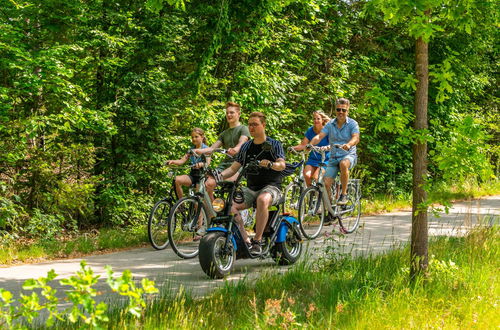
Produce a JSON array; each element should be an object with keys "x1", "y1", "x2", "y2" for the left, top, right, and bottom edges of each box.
[
  {"x1": 168, "y1": 197, "x2": 207, "y2": 259},
  {"x1": 284, "y1": 182, "x2": 302, "y2": 217},
  {"x1": 338, "y1": 185, "x2": 361, "y2": 234},
  {"x1": 298, "y1": 186, "x2": 324, "y2": 239},
  {"x1": 148, "y1": 199, "x2": 171, "y2": 250}
]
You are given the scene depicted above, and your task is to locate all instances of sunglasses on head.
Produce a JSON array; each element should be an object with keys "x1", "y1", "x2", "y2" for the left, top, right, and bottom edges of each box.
[{"x1": 336, "y1": 108, "x2": 347, "y2": 113}]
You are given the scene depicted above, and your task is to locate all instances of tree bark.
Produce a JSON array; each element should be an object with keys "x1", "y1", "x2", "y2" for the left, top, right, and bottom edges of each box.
[{"x1": 411, "y1": 35, "x2": 429, "y2": 279}]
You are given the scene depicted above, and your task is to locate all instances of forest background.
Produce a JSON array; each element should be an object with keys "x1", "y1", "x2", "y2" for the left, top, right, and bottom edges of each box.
[{"x1": 0, "y1": 0, "x2": 498, "y2": 241}]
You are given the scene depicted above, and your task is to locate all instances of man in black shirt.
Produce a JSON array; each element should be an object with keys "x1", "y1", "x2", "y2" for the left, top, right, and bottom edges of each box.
[{"x1": 219, "y1": 112, "x2": 286, "y2": 254}]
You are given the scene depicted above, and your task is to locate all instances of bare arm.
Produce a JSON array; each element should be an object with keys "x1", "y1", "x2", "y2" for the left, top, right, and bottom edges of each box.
[
  {"x1": 292, "y1": 137, "x2": 310, "y2": 152},
  {"x1": 342, "y1": 133, "x2": 360, "y2": 151},
  {"x1": 227, "y1": 135, "x2": 249, "y2": 156},
  {"x1": 309, "y1": 131, "x2": 328, "y2": 146},
  {"x1": 193, "y1": 140, "x2": 223, "y2": 155},
  {"x1": 166, "y1": 154, "x2": 189, "y2": 166},
  {"x1": 258, "y1": 158, "x2": 286, "y2": 171},
  {"x1": 221, "y1": 161, "x2": 242, "y2": 179}
]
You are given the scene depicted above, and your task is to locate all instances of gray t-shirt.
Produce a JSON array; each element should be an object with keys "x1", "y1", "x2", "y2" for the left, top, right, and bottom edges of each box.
[{"x1": 217, "y1": 125, "x2": 251, "y2": 169}]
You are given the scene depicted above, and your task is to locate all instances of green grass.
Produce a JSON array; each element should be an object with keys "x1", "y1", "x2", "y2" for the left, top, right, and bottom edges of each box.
[
  {"x1": 363, "y1": 179, "x2": 500, "y2": 215},
  {"x1": 82, "y1": 226, "x2": 498, "y2": 329},
  {"x1": 0, "y1": 227, "x2": 148, "y2": 265}
]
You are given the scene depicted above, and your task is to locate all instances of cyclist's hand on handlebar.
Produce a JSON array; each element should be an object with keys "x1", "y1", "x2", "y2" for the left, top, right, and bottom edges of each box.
[
  {"x1": 165, "y1": 160, "x2": 174, "y2": 166},
  {"x1": 193, "y1": 162, "x2": 204, "y2": 169},
  {"x1": 258, "y1": 159, "x2": 273, "y2": 169},
  {"x1": 341, "y1": 144, "x2": 351, "y2": 151},
  {"x1": 227, "y1": 148, "x2": 237, "y2": 156},
  {"x1": 305, "y1": 144, "x2": 313, "y2": 150}
]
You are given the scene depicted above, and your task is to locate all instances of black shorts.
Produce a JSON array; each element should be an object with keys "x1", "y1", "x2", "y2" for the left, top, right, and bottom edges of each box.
[{"x1": 188, "y1": 169, "x2": 202, "y2": 185}]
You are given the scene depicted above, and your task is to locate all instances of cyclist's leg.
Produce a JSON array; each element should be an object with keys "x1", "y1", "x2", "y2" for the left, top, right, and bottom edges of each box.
[
  {"x1": 189, "y1": 175, "x2": 206, "y2": 230},
  {"x1": 205, "y1": 176, "x2": 217, "y2": 201},
  {"x1": 303, "y1": 165, "x2": 316, "y2": 187},
  {"x1": 310, "y1": 165, "x2": 321, "y2": 184},
  {"x1": 175, "y1": 174, "x2": 193, "y2": 199},
  {"x1": 231, "y1": 187, "x2": 257, "y2": 244},
  {"x1": 324, "y1": 160, "x2": 340, "y2": 202},
  {"x1": 339, "y1": 155, "x2": 357, "y2": 195},
  {"x1": 253, "y1": 186, "x2": 280, "y2": 242}
]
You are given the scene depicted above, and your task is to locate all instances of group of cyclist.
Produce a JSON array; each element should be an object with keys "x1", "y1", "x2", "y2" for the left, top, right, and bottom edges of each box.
[{"x1": 166, "y1": 98, "x2": 360, "y2": 254}]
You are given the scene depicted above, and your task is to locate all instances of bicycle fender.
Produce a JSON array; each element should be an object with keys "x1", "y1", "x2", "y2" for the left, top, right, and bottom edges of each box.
[
  {"x1": 206, "y1": 227, "x2": 238, "y2": 251},
  {"x1": 276, "y1": 216, "x2": 302, "y2": 243}
]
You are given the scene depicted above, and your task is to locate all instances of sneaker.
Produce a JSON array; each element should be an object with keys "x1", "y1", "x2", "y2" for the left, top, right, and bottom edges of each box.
[
  {"x1": 248, "y1": 239, "x2": 263, "y2": 255},
  {"x1": 323, "y1": 214, "x2": 334, "y2": 226},
  {"x1": 337, "y1": 194, "x2": 348, "y2": 205}
]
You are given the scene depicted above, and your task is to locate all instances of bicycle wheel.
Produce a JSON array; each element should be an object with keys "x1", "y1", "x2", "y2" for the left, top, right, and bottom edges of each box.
[
  {"x1": 168, "y1": 197, "x2": 207, "y2": 259},
  {"x1": 148, "y1": 199, "x2": 172, "y2": 250},
  {"x1": 338, "y1": 184, "x2": 361, "y2": 234},
  {"x1": 298, "y1": 186, "x2": 325, "y2": 239},
  {"x1": 284, "y1": 182, "x2": 302, "y2": 217}
]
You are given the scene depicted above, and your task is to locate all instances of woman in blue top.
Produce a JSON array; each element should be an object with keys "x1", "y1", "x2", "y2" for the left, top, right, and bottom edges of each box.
[
  {"x1": 166, "y1": 128, "x2": 210, "y2": 199},
  {"x1": 291, "y1": 111, "x2": 330, "y2": 186}
]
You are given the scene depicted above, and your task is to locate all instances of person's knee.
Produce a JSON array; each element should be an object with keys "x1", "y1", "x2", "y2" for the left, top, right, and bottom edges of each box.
[
  {"x1": 206, "y1": 177, "x2": 216, "y2": 189},
  {"x1": 176, "y1": 176, "x2": 189, "y2": 186},
  {"x1": 256, "y1": 194, "x2": 272, "y2": 208},
  {"x1": 340, "y1": 159, "x2": 351, "y2": 171}
]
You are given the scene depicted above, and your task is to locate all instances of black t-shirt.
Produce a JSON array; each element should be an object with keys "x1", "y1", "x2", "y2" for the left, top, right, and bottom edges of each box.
[{"x1": 236, "y1": 137, "x2": 285, "y2": 191}]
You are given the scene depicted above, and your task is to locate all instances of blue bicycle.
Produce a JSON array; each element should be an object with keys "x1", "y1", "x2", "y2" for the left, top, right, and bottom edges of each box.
[{"x1": 198, "y1": 144, "x2": 303, "y2": 279}]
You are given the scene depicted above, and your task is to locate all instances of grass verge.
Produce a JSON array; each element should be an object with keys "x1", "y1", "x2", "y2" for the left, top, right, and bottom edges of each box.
[
  {"x1": 95, "y1": 226, "x2": 498, "y2": 329},
  {"x1": 0, "y1": 227, "x2": 148, "y2": 265}
]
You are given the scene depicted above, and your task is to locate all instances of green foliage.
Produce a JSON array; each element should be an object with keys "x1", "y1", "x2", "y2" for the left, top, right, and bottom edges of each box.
[
  {"x1": 0, "y1": 261, "x2": 158, "y2": 328},
  {"x1": 0, "y1": 0, "x2": 497, "y2": 237}
]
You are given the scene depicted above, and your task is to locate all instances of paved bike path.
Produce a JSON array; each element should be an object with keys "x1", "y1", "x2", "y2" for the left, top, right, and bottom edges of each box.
[{"x1": 0, "y1": 196, "x2": 498, "y2": 306}]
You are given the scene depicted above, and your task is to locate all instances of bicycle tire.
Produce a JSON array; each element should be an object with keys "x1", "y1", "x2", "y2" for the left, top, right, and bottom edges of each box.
[
  {"x1": 298, "y1": 186, "x2": 325, "y2": 239},
  {"x1": 337, "y1": 183, "x2": 361, "y2": 234},
  {"x1": 284, "y1": 181, "x2": 302, "y2": 218},
  {"x1": 168, "y1": 197, "x2": 207, "y2": 259},
  {"x1": 148, "y1": 199, "x2": 172, "y2": 250}
]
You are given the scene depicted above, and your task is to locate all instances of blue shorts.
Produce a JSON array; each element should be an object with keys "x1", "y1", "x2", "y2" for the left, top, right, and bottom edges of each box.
[
  {"x1": 305, "y1": 158, "x2": 326, "y2": 168},
  {"x1": 325, "y1": 154, "x2": 357, "y2": 179}
]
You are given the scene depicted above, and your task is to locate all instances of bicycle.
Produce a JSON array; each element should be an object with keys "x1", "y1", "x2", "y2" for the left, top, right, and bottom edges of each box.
[
  {"x1": 198, "y1": 141, "x2": 303, "y2": 278},
  {"x1": 167, "y1": 149, "x2": 234, "y2": 259},
  {"x1": 283, "y1": 148, "x2": 307, "y2": 217},
  {"x1": 147, "y1": 167, "x2": 193, "y2": 250},
  {"x1": 297, "y1": 145, "x2": 361, "y2": 239}
]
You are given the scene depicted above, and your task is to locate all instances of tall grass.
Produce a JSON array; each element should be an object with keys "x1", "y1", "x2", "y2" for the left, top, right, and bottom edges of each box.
[{"x1": 85, "y1": 226, "x2": 498, "y2": 329}]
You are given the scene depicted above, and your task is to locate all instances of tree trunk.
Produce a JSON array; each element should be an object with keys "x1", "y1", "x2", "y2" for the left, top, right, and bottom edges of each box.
[{"x1": 410, "y1": 35, "x2": 429, "y2": 279}]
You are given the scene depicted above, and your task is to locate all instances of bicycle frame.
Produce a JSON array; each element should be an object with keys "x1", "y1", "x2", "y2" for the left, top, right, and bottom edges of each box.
[{"x1": 310, "y1": 146, "x2": 360, "y2": 217}]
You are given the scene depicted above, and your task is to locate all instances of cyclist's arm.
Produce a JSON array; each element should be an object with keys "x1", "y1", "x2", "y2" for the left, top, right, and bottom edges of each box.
[
  {"x1": 221, "y1": 161, "x2": 242, "y2": 179},
  {"x1": 259, "y1": 158, "x2": 286, "y2": 171},
  {"x1": 343, "y1": 133, "x2": 360, "y2": 150},
  {"x1": 228, "y1": 135, "x2": 249, "y2": 156},
  {"x1": 292, "y1": 137, "x2": 310, "y2": 151},
  {"x1": 166, "y1": 154, "x2": 189, "y2": 166},
  {"x1": 193, "y1": 140, "x2": 222, "y2": 155},
  {"x1": 309, "y1": 131, "x2": 327, "y2": 146}
]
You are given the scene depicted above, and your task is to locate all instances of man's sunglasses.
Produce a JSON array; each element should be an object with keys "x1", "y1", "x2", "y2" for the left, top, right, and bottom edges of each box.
[{"x1": 336, "y1": 108, "x2": 347, "y2": 113}]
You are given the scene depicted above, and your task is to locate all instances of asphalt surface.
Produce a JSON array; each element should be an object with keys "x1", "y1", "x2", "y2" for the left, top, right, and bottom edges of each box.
[{"x1": 0, "y1": 196, "x2": 498, "y2": 309}]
